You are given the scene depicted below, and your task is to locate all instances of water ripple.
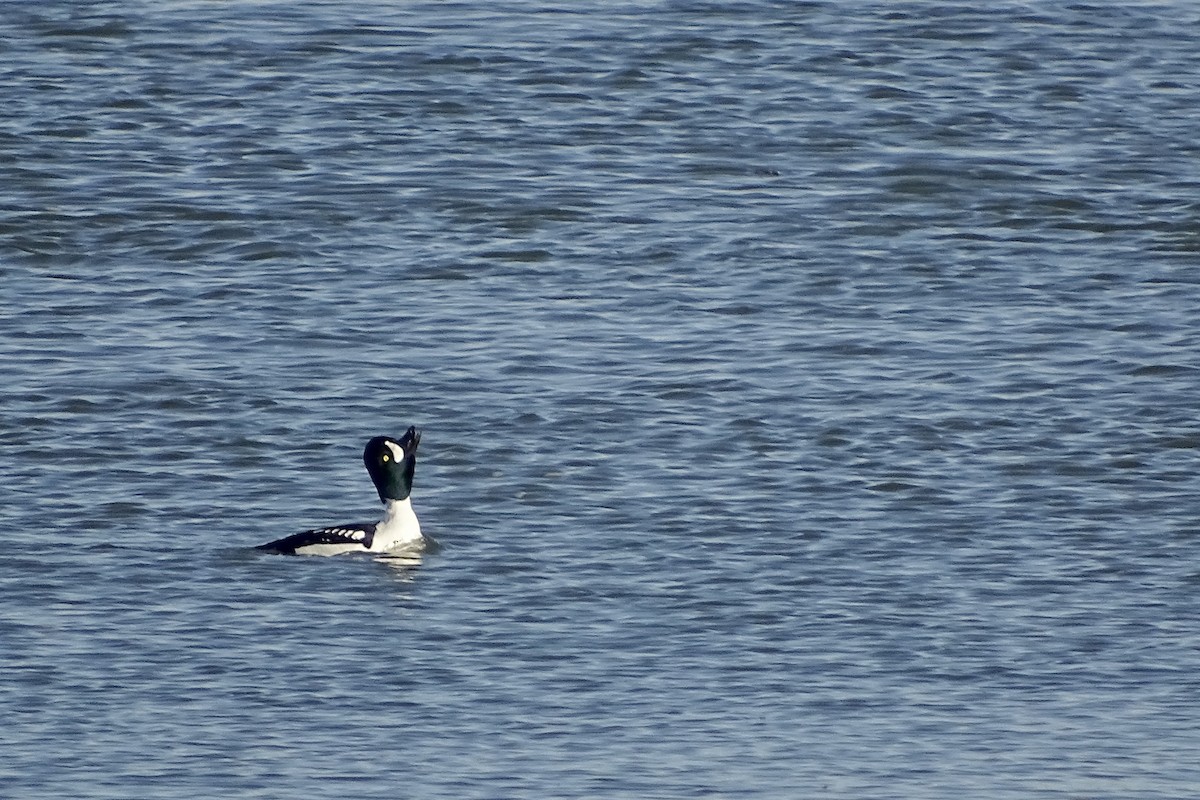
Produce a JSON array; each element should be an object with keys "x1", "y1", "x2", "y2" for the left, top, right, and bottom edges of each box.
[{"x1": 4, "y1": 2, "x2": 1200, "y2": 799}]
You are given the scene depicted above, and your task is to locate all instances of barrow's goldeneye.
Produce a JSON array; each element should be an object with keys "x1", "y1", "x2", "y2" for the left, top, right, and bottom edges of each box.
[{"x1": 257, "y1": 427, "x2": 423, "y2": 556}]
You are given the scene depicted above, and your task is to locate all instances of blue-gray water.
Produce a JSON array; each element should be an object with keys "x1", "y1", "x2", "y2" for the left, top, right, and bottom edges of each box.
[{"x1": 3, "y1": 2, "x2": 1199, "y2": 798}]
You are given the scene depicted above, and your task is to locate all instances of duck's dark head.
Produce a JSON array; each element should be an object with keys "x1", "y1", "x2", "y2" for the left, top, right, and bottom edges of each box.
[{"x1": 363, "y1": 427, "x2": 420, "y2": 503}]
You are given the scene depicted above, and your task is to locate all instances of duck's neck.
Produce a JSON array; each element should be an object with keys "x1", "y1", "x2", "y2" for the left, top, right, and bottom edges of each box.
[{"x1": 373, "y1": 497, "x2": 422, "y2": 550}]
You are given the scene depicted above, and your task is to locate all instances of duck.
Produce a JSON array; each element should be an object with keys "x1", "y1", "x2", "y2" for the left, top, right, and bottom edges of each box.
[{"x1": 257, "y1": 427, "x2": 423, "y2": 555}]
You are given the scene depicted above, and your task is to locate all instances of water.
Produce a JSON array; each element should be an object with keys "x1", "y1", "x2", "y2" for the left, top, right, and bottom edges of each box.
[{"x1": 3, "y1": 1, "x2": 1200, "y2": 797}]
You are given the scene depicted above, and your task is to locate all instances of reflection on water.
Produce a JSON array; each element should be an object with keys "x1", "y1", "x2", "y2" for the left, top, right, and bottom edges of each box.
[{"x1": 376, "y1": 539, "x2": 434, "y2": 575}]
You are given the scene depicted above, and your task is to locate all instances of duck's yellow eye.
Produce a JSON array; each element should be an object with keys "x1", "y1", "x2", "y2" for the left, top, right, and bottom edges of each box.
[{"x1": 382, "y1": 453, "x2": 390, "y2": 462}]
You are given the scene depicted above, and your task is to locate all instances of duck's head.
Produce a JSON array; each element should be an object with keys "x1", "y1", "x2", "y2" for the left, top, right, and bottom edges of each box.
[{"x1": 363, "y1": 427, "x2": 420, "y2": 503}]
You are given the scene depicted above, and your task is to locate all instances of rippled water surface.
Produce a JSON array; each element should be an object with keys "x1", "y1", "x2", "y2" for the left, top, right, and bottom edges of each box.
[{"x1": 3, "y1": 2, "x2": 1200, "y2": 798}]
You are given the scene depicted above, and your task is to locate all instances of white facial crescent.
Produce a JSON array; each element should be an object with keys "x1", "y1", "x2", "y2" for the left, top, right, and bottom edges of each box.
[{"x1": 384, "y1": 441, "x2": 406, "y2": 462}]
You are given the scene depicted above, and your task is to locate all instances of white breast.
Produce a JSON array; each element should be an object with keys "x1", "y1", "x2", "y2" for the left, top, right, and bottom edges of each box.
[{"x1": 371, "y1": 497, "x2": 422, "y2": 551}]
